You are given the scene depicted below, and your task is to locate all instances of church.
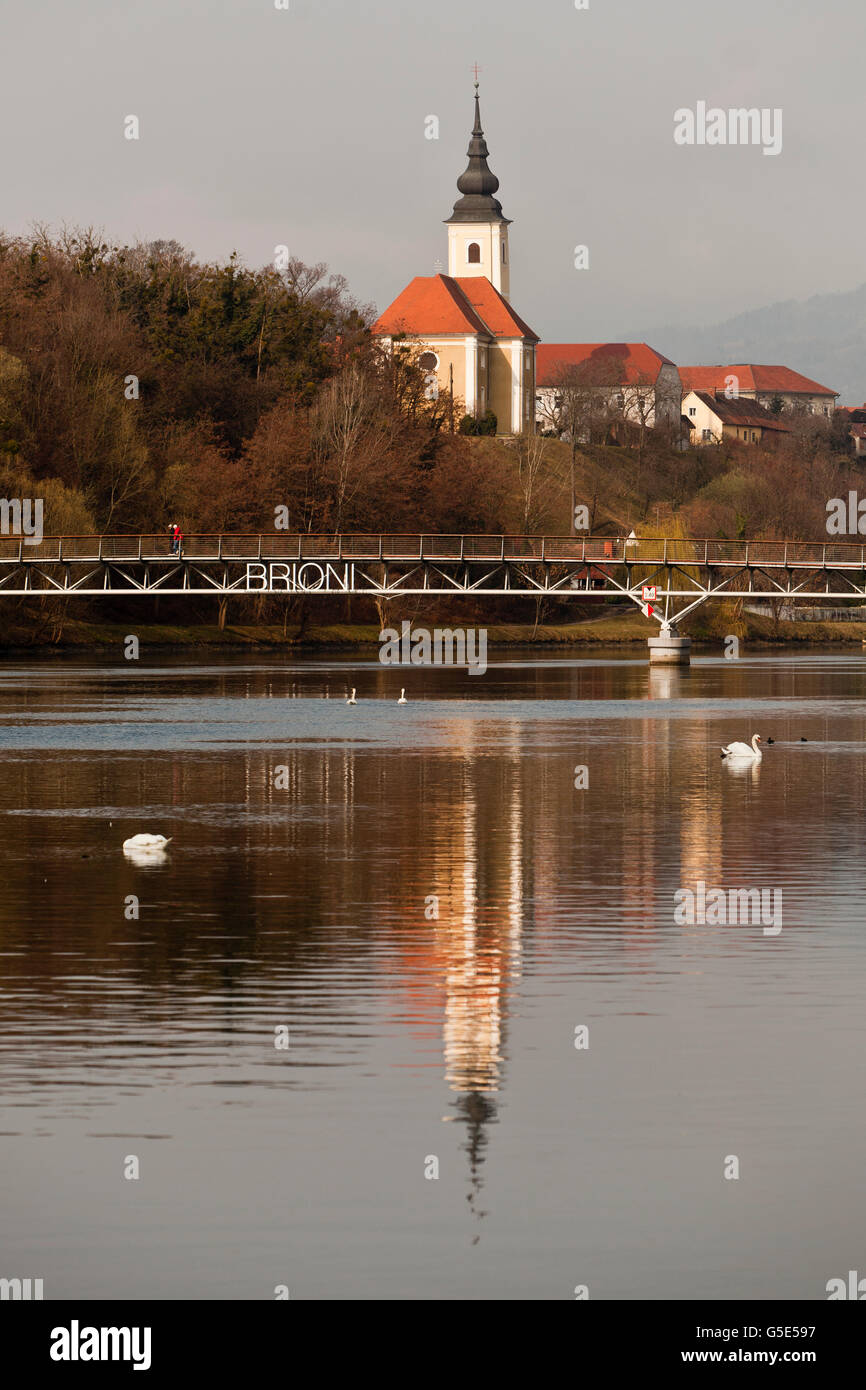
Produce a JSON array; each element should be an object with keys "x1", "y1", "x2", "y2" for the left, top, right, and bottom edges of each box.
[{"x1": 372, "y1": 85, "x2": 539, "y2": 436}]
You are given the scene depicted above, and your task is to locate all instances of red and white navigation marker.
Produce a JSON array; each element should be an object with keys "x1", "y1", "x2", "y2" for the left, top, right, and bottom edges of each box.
[{"x1": 641, "y1": 585, "x2": 656, "y2": 619}]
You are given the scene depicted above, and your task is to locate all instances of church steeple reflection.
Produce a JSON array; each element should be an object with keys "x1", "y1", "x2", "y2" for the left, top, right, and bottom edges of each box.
[{"x1": 427, "y1": 735, "x2": 527, "y2": 1233}]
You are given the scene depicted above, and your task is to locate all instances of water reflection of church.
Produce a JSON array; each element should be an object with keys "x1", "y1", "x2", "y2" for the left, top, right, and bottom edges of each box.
[{"x1": 402, "y1": 723, "x2": 539, "y2": 1218}]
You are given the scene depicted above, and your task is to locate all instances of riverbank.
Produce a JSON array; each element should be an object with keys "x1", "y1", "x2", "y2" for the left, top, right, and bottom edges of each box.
[{"x1": 4, "y1": 607, "x2": 866, "y2": 653}]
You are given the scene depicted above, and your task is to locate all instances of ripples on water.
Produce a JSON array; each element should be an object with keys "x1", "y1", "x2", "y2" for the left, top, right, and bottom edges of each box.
[{"x1": 1, "y1": 652, "x2": 865, "y2": 1299}]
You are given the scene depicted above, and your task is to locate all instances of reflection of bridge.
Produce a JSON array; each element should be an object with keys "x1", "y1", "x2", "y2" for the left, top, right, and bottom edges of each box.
[{"x1": 4, "y1": 533, "x2": 866, "y2": 662}]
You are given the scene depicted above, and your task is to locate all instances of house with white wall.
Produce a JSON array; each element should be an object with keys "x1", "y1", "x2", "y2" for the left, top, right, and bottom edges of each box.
[
  {"x1": 535, "y1": 343, "x2": 681, "y2": 435},
  {"x1": 683, "y1": 390, "x2": 792, "y2": 445}
]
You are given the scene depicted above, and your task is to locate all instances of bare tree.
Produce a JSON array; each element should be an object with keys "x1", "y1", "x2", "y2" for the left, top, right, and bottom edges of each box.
[
  {"x1": 282, "y1": 256, "x2": 374, "y2": 329},
  {"x1": 311, "y1": 360, "x2": 390, "y2": 533},
  {"x1": 540, "y1": 358, "x2": 624, "y2": 531},
  {"x1": 620, "y1": 372, "x2": 657, "y2": 467},
  {"x1": 513, "y1": 431, "x2": 549, "y2": 533}
]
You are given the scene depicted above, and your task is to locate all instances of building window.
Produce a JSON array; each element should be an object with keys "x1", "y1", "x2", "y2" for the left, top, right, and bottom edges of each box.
[
  {"x1": 467, "y1": 242, "x2": 481, "y2": 264},
  {"x1": 702, "y1": 428, "x2": 712, "y2": 441},
  {"x1": 418, "y1": 351, "x2": 439, "y2": 371},
  {"x1": 688, "y1": 407, "x2": 696, "y2": 416},
  {"x1": 502, "y1": 244, "x2": 507, "y2": 263}
]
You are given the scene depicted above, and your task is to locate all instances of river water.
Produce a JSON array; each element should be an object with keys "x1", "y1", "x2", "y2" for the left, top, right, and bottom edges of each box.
[{"x1": 1, "y1": 649, "x2": 864, "y2": 1300}]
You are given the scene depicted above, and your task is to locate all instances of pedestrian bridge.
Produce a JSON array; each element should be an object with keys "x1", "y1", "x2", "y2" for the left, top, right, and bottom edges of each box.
[
  {"x1": 3, "y1": 532, "x2": 866, "y2": 593},
  {"x1": 3, "y1": 533, "x2": 866, "y2": 662}
]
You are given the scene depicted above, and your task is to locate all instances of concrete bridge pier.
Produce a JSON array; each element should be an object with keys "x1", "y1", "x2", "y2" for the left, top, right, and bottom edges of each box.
[{"x1": 647, "y1": 623, "x2": 691, "y2": 666}]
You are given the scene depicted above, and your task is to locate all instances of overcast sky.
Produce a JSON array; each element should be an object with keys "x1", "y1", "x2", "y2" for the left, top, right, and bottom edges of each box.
[{"x1": 1, "y1": 0, "x2": 864, "y2": 340}]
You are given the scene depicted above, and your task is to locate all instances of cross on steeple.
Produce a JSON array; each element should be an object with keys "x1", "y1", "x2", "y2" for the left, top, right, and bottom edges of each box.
[{"x1": 472, "y1": 62, "x2": 482, "y2": 87}]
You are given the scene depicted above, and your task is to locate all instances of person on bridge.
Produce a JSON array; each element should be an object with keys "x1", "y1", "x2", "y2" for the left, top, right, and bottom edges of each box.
[
  {"x1": 175, "y1": 525, "x2": 184, "y2": 557},
  {"x1": 169, "y1": 523, "x2": 178, "y2": 555}
]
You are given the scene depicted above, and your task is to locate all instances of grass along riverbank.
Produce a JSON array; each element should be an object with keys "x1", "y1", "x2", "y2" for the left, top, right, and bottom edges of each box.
[{"x1": 4, "y1": 606, "x2": 866, "y2": 653}]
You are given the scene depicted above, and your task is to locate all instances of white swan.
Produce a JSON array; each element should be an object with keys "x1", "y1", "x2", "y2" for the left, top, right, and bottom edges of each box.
[
  {"x1": 398, "y1": 689, "x2": 407, "y2": 704},
  {"x1": 123, "y1": 834, "x2": 172, "y2": 850},
  {"x1": 347, "y1": 688, "x2": 357, "y2": 705},
  {"x1": 721, "y1": 734, "x2": 762, "y2": 762}
]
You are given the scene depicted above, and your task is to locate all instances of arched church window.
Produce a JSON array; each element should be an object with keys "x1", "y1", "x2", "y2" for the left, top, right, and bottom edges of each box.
[
  {"x1": 467, "y1": 243, "x2": 481, "y2": 264},
  {"x1": 418, "y1": 351, "x2": 439, "y2": 371}
]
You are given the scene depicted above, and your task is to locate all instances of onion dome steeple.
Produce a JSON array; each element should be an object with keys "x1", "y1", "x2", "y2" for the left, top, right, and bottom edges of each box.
[{"x1": 446, "y1": 84, "x2": 511, "y2": 225}]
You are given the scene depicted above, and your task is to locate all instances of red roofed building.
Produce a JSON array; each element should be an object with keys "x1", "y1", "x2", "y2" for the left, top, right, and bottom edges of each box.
[
  {"x1": 535, "y1": 343, "x2": 682, "y2": 434},
  {"x1": 372, "y1": 85, "x2": 539, "y2": 435},
  {"x1": 679, "y1": 365, "x2": 838, "y2": 417},
  {"x1": 682, "y1": 389, "x2": 792, "y2": 446},
  {"x1": 850, "y1": 425, "x2": 866, "y2": 458},
  {"x1": 836, "y1": 407, "x2": 866, "y2": 456}
]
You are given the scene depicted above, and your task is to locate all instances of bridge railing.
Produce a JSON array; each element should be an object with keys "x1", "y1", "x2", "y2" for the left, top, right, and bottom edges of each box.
[
  {"x1": 822, "y1": 542, "x2": 866, "y2": 566},
  {"x1": 5, "y1": 534, "x2": 866, "y2": 569}
]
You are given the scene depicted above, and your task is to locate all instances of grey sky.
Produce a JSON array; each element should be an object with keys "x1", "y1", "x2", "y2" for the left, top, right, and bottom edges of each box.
[{"x1": 1, "y1": 0, "x2": 864, "y2": 341}]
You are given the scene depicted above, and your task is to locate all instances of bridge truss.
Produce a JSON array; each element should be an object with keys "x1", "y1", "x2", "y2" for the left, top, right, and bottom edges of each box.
[{"x1": 2, "y1": 534, "x2": 866, "y2": 631}]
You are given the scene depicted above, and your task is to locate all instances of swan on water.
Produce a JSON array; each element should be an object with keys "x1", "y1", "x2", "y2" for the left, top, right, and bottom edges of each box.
[
  {"x1": 398, "y1": 689, "x2": 407, "y2": 704},
  {"x1": 123, "y1": 834, "x2": 172, "y2": 850},
  {"x1": 347, "y1": 688, "x2": 357, "y2": 705},
  {"x1": 721, "y1": 734, "x2": 762, "y2": 762}
]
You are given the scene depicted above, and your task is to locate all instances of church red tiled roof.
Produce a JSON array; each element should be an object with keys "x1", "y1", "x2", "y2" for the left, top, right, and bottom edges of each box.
[
  {"x1": 453, "y1": 278, "x2": 539, "y2": 342},
  {"x1": 372, "y1": 274, "x2": 538, "y2": 342}
]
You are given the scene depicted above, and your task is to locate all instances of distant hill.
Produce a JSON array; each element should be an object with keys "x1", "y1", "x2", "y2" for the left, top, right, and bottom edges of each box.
[{"x1": 629, "y1": 283, "x2": 866, "y2": 406}]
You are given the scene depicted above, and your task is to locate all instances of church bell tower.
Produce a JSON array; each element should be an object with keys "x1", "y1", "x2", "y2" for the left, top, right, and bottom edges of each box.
[{"x1": 445, "y1": 84, "x2": 511, "y2": 300}]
